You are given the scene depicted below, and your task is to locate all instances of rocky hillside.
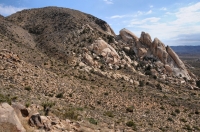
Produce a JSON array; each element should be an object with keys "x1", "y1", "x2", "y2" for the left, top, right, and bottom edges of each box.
[
  {"x1": 0, "y1": 6, "x2": 200, "y2": 131},
  {"x1": 6, "y1": 7, "x2": 115, "y2": 63}
]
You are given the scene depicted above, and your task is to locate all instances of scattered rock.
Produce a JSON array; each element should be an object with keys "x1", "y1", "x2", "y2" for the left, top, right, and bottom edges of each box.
[
  {"x1": 29, "y1": 113, "x2": 44, "y2": 128},
  {"x1": 0, "y1": 103, "x2": 26, "y2": 132}
]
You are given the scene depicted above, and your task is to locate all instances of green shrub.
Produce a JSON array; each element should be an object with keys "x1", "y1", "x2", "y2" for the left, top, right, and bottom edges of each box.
[
  {"x1": 167, "y1": 117, "x2": 173, "y2": 122},
  {"x1": 11, "y1": 96, "x2": 18, "y2": 101},
  {"x1": 139, "y1": 81, "x2": 145, "y2": 87},
  {"x1": 0, "y1": 94, "x2": 11, "y2": 105},
  {"x1": 42, "y1": 101, "x2": 55, "y2": 110},
  {"x1": 25, "y1": 102, "x2": 30, "y2": 108},
  {"x1": 104, "y1": 111, "x2": 114, "y2": 118},
  {"x1": 126, "y1": 106, "x2": 134, "y2": 112},
  {"x1": 64, "y1": 109, "x2": 78, "y2": 120},
  {"x1": 145, "y1": 65, "x2": 151, "y2": 71},
  {"x1": 153, "y1": 75, "x2": 157, "y2": 79},
  {"x1": 104, "y1": 92, "x2": 109, "y2": 96},
  {"x1": 195, "y1": 110, "x2": 199, "y2": 114},
  {"x1": 145, "y1": 70, "x2": 152, "y2": 75},
  {"x1": 193, "y1": 126, "x2": 200, "y2": 131},
  {"x1": 175, "y1": 109, "x2": 180, "y2": 114},
  {"x1": 171, "y1": 112, "x2": 176, "y2": 116},
  {"x1": 76, "y1": 107, "x2": 83, "y2": 111},
  {"x1": 88, "y1": 118, "x2": 97, "y2": 125},
  {"x1": 160, "y1": 106, "x2": 165, "y2": 110},
  {"x1": 156, "y1": 84, "x2": 162, "y2": 90},
  {"x1": 180, "y1": 118, "x2": 187, "y2": 123},
  {"x1": 183, "y1": 125, "x2": 192, "y2": 131},
  {"x1": 196, "y1": 80, "x2": 200, "y2": 88},
  {"x1": 24, "y1": 86, "x2": 31, "y2": 91},
  {"x1": 69, "y1": 93, "x2": 73, "y2": 97},
  {"x1": 126, "y1": 121, "x2": 137, "y2": 130},
  {"x1": 56, "y1": 93, "x2": 63, "y2": 98},
  {"x1": 126, "y1": 121, "x2": 135, "y2": 127}
]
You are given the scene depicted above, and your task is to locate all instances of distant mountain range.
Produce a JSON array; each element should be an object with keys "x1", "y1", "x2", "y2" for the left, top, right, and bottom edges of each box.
[{"x1": 171, "y1": 45, "x2": 200, "y2": 55}]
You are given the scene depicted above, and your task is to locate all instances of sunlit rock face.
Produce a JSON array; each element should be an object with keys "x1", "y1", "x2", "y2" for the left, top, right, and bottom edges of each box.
[{"x1": 118, "y1": 29, "x2": 191, "y2": 80}]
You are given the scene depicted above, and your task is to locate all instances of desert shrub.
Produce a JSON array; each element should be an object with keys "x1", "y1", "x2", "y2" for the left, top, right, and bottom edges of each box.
[
  {"x1": 88, "y1": 118, "x2": 97, "y2": 125},
  {"x1": 56, "y1": 93, "x2": 63, "y2": 98},
  {"x1": 42, "y1": 101, "x2": 55, "y2": 110},
  {"x1": 145, "y1": 65, "x2": 151, "y2": 71},
  {"x1": 167, "y1": 117, "x2": 173, "y2": 122},
  {"x1": 97, "y1": 101, "x2": 101, "y2": 104},
  {"x1": 137, "y1": 61, "x2": 145, "y2": 67},
  {"x1": 126, "y1": 121, "x2": 137, "y2": 130},
  {"x1": 196, "y1": 80, "x2": 200, "y2": 88},
  {"x1": 104, "y1": 92, "x2": 109, "y2": 96},
  {"x1": 126, "y1": 121, "x2": 135, "y2": 127},
  {"x1": 11, "y1": 96, "x2": 18, "y2": 101},
  {"x1": 156, "y1": 83, "x2": 162, "y2": 90},
  {"x1": 0, "y1": 94, "x2": 11, "y2": 105},
  {"x1": 193, "y1": 126, "x2": 200, "y2": 131},
  {"x1": 25, "y1": 102, "x2": 30, "y2": 108},
  {"x1": 63, "y1": 109, "x2": 78, "y2": 120},
  {"x1": 153, "y1": 75, "x2": 157, "y2": 79},
  {"x1": 76, "y1": 107, "x2": 83, "y2": 111},
  {"x1": 145, "y1": 70, "x2": 152, "y2": 75},
  {"x1": 180, "y1": 118, "x2": 187, "y2": 123},
  {"x1": 183, "y1": 125, "x2": 192, "y2": 131},
  {"x1": 24, "y1": 86, "x2": 31, "y2": 91},
  {"x1": 160, "y1": 106, "x2": 165, "y2": 110},
  {"x1": 69, "y1": 93, "x2": 72, "y2": 97},
  {"x1": 139, "y1": 80, "x2": 145, "y2": 87},
  {"x1": 175, "y1": 109, "x2": 180, "y2": 114},
  {"x1": 104, "y1": 111, "x2": 114, "y2": 118},
  {"x1": 42, "y1": 101, "x2": 55, "y2": 116},
  {"x1": 195, "y1": 110, "x2": 199, "y2": 114},
  {"x1": 171, "y1": 112, "x2": 176, "y2": 116},
  {"x1": 126, "y1": 106, "x2": 134, "y2": 112}
]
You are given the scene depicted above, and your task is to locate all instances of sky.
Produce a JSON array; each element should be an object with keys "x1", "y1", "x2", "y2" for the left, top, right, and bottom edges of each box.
[{"x1": 0, "y1": 0, "x2": 200, "y2": 46}]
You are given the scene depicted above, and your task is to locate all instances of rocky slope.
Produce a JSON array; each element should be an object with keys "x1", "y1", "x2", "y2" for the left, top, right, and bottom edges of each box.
[{"x1": 0, "y1": 6, "x2": 200, "y2": 131}]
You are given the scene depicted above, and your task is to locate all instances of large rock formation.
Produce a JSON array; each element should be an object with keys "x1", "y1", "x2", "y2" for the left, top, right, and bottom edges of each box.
[
  {"x1": 118, "y1": 29, "x2": 191, "y2": 80},
  {"x1": 88, "y1": 38, "x2": 120, "y2": 65},
  {"x1": 0, "y1": 103, "x2": 26, "y2": 132},
  {"x1": 120, "y1": 28, "x2": 143, "y2": 49}
]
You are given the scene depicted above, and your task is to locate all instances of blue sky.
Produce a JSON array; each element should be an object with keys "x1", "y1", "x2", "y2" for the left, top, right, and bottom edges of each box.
[{"x1": 0, "y1": 0, "x2": 200, "y2": 46}]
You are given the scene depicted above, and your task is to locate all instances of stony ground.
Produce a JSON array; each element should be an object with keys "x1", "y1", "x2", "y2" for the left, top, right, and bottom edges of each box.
[
  {"x1": 0, "y1": 6, "x2": 200, "y2": 132},
  {"x1": 0, "y1": 50, "x2": 200, "y2": 131}
]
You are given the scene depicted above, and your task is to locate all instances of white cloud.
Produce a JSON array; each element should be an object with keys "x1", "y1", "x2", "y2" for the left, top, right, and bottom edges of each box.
[
  {"x1": 129, "y1": 17, "x2": 160, "y2": 25},
  {"x1": 109, "y1": 10, "x2": 152, "y2": 19},
  {"x1": 110, "y1": 15, "x2": 126, "y2": 19},
  {"x1": 136, "y1": 11, "x2": 143, "y2": 16},
  {"x1": 0, "y1": 4, "x2": 26, "y2": 16},
  {"x1": 123, "y1": 2, "x2": 200, "y2": 45},
  {"x1": 150, "y1": 5, "x2": 154, "y2": 8},
  {"x1": 146, "y1": 10, "x2": 152, "y2": 14},
  {"x1": 171, "y1": 2, "x2": 200, "y2": 25},
  {"x1": 103, "y1": 0, "x2": 113, "y2": 4},
  {"x1": 160, "y1": 7, "x2": 167, "y2": 11}
]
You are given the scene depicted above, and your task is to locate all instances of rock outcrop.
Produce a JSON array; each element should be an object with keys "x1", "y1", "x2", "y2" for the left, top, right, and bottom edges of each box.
[
  {"x1": 88, "y1": 37, "x2": 120, "y2": 65},
  {"x1": 117, "y1": 29, "x2": 191, "y2": 80},
  {"x1": 120, "y1": 28, "x2": 143, "y2": 49},
  {"x1": 140, "y1": 31, "x2": 152, "y2": 47},
  {"x1": 0, "y1": 103, "x2": 26, "y2": 132}
]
